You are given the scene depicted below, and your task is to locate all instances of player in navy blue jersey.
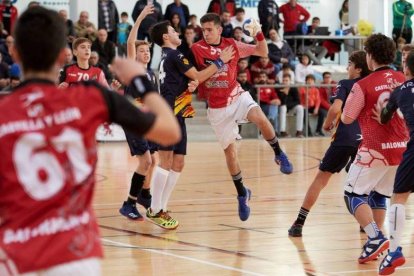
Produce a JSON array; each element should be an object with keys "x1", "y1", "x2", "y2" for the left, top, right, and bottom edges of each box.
[
  {"x1": 289, "y1": 51, "x2": 371, "y2": 237},
  {"x1": 147, "y1": 20, "x2": 235, "y2": 229},
  {"x1": 374, "y1": 51, "x2": 414, "y2": 275}
]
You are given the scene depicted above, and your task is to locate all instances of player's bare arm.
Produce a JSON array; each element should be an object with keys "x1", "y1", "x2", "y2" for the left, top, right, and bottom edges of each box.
[
  {"x1": 323, "y1": 99, "x2": 343, "y2": 131},
  {"x1": 111, "y1": 58, "x2": 180, "y2": 145},
  {"x1": 127, "y1": 4, "x2": 154, "y2": 60},
  {"x1": 185, "y1": 45, "x2": 235, "y2": 83}
]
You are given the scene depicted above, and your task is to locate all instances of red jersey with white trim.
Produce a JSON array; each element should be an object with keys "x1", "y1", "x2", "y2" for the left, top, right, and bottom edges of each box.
[
  {"x1": 191, "y1": 38, "x2": 256, "y2": 108},
  {"x1": 0, "y1": 80, "x2": 108, "y2": 273},
  {"x1": 343, "y1": 68, "x2": 408, "y2": 167},
  {"x1": 60, "y1": 64, "x2": 109, "y2": 88}
]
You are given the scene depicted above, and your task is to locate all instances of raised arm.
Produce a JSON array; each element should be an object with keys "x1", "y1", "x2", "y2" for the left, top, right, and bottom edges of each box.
[{"x1": 127, "y1": 4, "x2": 154, "y2": 60}]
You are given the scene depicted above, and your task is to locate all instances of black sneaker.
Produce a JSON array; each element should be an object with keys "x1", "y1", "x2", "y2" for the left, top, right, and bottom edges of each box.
[
  {"x1": 119, "y1": 201, "x2": 143, "y2": 220},
  {"x1": 288, "y1": 223, "x2": 303, "y2": 237}
]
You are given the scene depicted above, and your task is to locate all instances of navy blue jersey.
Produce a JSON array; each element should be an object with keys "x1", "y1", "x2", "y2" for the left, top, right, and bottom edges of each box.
[
  {"x1": 330, "y1": 78, "x2": 362, "y2": 147},
  {"x1": 159, "y1": 47, "x2": 195, "y2": 118},
  {"x1": 386, "y1": 79, "x2": 414, "y2": 138}
]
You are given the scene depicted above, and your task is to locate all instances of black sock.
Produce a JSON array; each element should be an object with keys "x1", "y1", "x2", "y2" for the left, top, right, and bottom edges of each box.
[
  {"x1": 140, "y1": 188, "x2": 152, "y2": 199},
  {"x1": 232, "y1": 172, "x2": 246, "y2": 197},
  {"x1": 267, "y1": 136, "x2": 282, "y2": 155},
  {"x1": 295, "y1": 207, "x2": 309, "y2": 226},
  {"x1": 127, "y1": 172, "x2": 145, "y2": 203}
]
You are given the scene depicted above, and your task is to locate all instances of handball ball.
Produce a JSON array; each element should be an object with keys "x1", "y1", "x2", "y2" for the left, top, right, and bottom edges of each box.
[{"x1": 242, "y1": 18, "x2": 259, "y2": 37}]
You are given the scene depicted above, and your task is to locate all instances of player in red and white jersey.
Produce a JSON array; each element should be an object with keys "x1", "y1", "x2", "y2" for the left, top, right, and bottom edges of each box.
[
  {"x1": 191, "y1": 14, "x2": 293, "y2": 222},
  {"x1": 341, "y1": 34, "x2": 409, "y2": 264},
  {"x1": 0, "y1": 7, "x2": 180, "y2": 275}
]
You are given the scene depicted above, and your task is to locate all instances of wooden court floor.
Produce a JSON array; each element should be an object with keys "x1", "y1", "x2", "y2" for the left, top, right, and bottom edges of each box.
[{"x1": 94, "y1": 138, "x2": 414, "y2": 276}]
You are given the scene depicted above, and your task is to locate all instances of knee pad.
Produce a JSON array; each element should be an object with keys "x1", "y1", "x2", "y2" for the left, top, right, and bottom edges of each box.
[
  {"x1": 344, "y1": 192, "x2": 367, "y2": 215},
  {"x1": 368, "y1": 191, "x2": 387, "y2": 210}
]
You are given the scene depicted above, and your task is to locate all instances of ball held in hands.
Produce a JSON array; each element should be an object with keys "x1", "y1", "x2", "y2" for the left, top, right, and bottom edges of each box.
[{"x1": 242, "y1": 18, "x2": 261, "y2": 37}]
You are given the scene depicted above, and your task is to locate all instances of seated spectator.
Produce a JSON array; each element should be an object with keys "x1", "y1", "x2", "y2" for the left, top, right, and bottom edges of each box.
[
  {"x1": 393, "y1": 37, "x2": 406, "y2": 71},
  {"x1": 232, "y1": 26, "x2": 246, "y2": 43},
  {"x1": 299, "y1": 74, "x2": 326, "y2": 136},
  {"x1": 221, "y1": 10, "x2": 233, "y2": 38},
  {"x1": 251, "y1": 56, "x2": 276, "y2": 84},
  {"x1": 188, "y1": 14, "x2": 203, "y2": 41},
  {"x1": 59, "y1": 9, "x2": 75, "y2": 45},
  {"x1": 169, "y1": 12, "x2": 185, "y2": 38},
  {"x1": 278, "y1": 73, "x2": 304, "y2": 137},
  {"x1": 267, "y1": 28, "x2": 295, "y2": 74},
  {"x1": 318, "y1": 71, "x2": 336, "y2": 109},
  {"x1": 63, "y1": 47, "x2": 74, "y2": 66},
  {"x1": 300, "y1": 17, "x2": 328, "y2": 65},
  {"x1": 92, "y1": 29, "x2": 116, "y2": 67},
  {"x1": 207, "y1": 0, "x2": 236, "y2": 16},
  {"x1": 257, "y1": 72, "x2": 280, "y2": 132},
  {"x1": 89, "y1": 51, "x2": 113, "y2": 83},
  {"x1": 0, "y1": 35, "x2": 13, "y2": 65},
  {"x1": 74, "y1": 11, "x2": 97, "y2": 41},
  {"x1": 237, "y1": 69, "x2": 256, "y2": 101},
  {"x1": 1, "y1": 75, "x2": 20, "y2": 91},
  {"x1": 231, "y1": 8, "x2": 253, "y2": 43},
  {"x1": 117, "y1": 12, "x2": 132, "y2": 57},
  {"x1": 295, "y1": 54, "x2": 314, "y2": 83},
  {"x1": 277, "y1": 63, "x2": 295, "y2": 84},
  {"x1": 237, "y1": 58, "x2": 251, "y2": 83},
  {"x1": 0, "y1": 52, "x2": 9, "y2": 90},
  {"x1": 178, "y1": 26, "x2": 196, "y2": 58},
  {"x1": 9, "y1": 63, "x2": 21, "y2": 80}
]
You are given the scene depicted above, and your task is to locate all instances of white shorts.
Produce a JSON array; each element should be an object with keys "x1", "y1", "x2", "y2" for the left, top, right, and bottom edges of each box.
[
  {"x1": 207, "y1": 91, "x2": 258, "y2": 149},
  {"x1": 20, "y1": 258, "x2": 101, "y2": 276},
  {"x1": 344, "y1": 164, "x2": 398, "y2": 196}
]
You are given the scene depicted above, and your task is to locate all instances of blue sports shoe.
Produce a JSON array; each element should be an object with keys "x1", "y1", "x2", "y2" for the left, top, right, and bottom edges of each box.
[
  {"x1": 137, "y1": 194, "x2": 152, "y2": 210},
  {"x1": 359, "y1": 231, "x2": 389, "y2": 264},
  {"x1": 379, "y1": 247, "x2": 406, "y2": 275},
  {"x1": 275, "y1": 151, "x2": 293, "y2": 174},
  {"x1": 119, "y1": 201, "x2": 144, "y2": 220},
  {"x1": 237, "y1": 187, "x2": 251, "y2": 221}
]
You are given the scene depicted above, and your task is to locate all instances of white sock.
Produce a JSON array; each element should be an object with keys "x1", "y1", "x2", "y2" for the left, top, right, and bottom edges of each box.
[
  {"x1": 363, "y1": 221, "x2": 380, "y2": 239},
  {"x1": 389, "y1": 204, "x2": 405, "y2": 252},
  {"x1": 150, "y1": 167, "x2": 169, "y2": 214},
  {"x1": 161, "y1": 170, "x2": 180, "y2": 211}
]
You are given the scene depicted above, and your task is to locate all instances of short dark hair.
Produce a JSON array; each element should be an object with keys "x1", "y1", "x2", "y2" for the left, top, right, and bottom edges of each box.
[
  {"x1": 282, "y1": 73, "x2": 291, "y2": 79},
  {"x1": 322, "y1": 72, "x2": 331, "y2": 78},
  {"x1": 305, "y1": 74, "x2": 315, "y2": 81},
  {"x1": 349, "y1": 50, "x2": 371, "y2": 78},
  {"x1": 405, "y1": 51, "x2": 414, "y2": 75},
  {"x1": 189, "y1": 14, "x2": 197, "y2": 19},
  {"x1": 364, "y1": 34, "x2": 395, "y2": 65},
  {"x1": 235, "y1": 8, "x2": 245, "y2": 14},
  {"x1": 72, "y1": 37, "x2": 92, "y2": 50},
  {"x1": 402, "y1": 44, "x2": 414, "y2": 52},
  {"x1": 121, "y1": 12, "x2": 128, "y2": 17},
  {"x1": 312, "y1": 17, "x2": 320, "y2": 22},
  {"x1": 14, "y1": 7, "x2": 66, "y2": 72},
  {"x1": 149, "y1": 20, "x2": 171, "y2": 47},
  {"x1": 200, "y1": 13, "x2": 221, "y2": 26}
]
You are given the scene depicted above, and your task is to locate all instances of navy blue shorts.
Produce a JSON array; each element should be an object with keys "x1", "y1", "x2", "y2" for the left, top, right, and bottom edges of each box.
[
  {"x1": 319, "y1": 145, "x2": 358, "y2": 173},
  {"x1": 125, "y1": 131, "x2": 159, "y2": 156},
  {"x1": 158, "y1": 116, "x2": 187, "y2": 155},
  {"x1": 394, "y1": 145, "x2": 414, "y2": 193}
]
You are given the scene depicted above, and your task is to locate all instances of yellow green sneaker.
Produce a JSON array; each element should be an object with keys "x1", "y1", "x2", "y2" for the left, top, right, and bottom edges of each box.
[{"x1": 146, "y1": 208, "x2": 179, "y2": 230}]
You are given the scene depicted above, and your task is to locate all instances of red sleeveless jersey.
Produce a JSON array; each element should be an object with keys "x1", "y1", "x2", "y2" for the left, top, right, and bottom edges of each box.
[
  {"x1": 192, "y1": 38, "x2": 255, "y2": 108},
  {"x1": 0, "y1": 81, "x2": 108, "y2": 273},
  {"x1": 343, "y1": 68, "x2": 408, "y2": 166}
]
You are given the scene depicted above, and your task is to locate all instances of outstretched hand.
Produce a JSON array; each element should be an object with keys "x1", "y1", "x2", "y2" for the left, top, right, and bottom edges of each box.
[{"x1": 137, "y1": 4, "x2": 154, "y2": 22}]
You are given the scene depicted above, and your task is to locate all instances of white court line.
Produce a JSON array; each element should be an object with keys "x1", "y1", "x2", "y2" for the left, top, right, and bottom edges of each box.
[
  {"x1": 101, "y1": 238, "x2": 267, "y2": 276},
  {"x1": 328, "y1": 266, "x2": 414, "y2": 274}
]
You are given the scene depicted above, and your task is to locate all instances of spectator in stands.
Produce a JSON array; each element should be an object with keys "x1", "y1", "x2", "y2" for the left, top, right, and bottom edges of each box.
[
  {"x1": 92, "y1": 29, "x2": 116, "y2": 67},
  {"x1": 98, "y1": 0, "x2": 119, "y2": 43},
  {"x1": 300, "y1": 17, "x2": 328, "y2": 65},
  {"x1": 232, "y1": 26, "x2": 246, "y2": 43},
  {"x1": 278, "y1": 74, "x2": 304, "y2": 137},
  {"x1": 258, "y1": 0, "x2": 280, "y2": 37},
  {"x1": 277, "y1": 63, "x2": 295, "y2": 84},
  {"x1": 295, "y1": 54, "x2": 314, "y2": 84},
  {"x1": 251, "y1": 56, "x2": 276, "y2": 84},
  {"x1": 89, "y1": 51, "x2": 113, "y2": 83},
  {"x1": 402, "y1": 43, "x2": 414, "y2": 68},
  {"x1": 117, "y1": 12, "x2": 132, "y2": 57},
  {"x1": 207, "y1": 0, "x2": 236, "y2": 16},
  {"x1": 221, "y1": 10, "x2": 233, "y2": 38},
  {"x1": 1, "y1": 75, "x2": 19, "y2": 91},
  {"x1": 231, "y1": 8, "x2": 253, "y2": 43},
  {"x1": 339, "y1": 0, "x2": 349, "y2": 26},
  {"x1": 188, "y1": 14, "x2": 203, "y2": 41},
  {"x1": 74, "y1": 11, "x2": 98, "y2": 41},
  {"x1": 279, "y1": 0, "x2": 310, "y2": 48},
  {"x1": 177, "y1": 25, "x2": 196, "y2": 58},
  {"x1": 0, "y1": 35, "x2": 13, "y2": 65},
  {"x1": 169, "y1": 12, "x2": 185, "y2": 38},
  {"x1": 317, "y1": 71, "x2": 335, "y2": 134},
  {"x1": 237, "y1": 58, "x2": 252, "y2": 84},
  {"x1": 393, "y1": 37, "x2": 405, "y2": 70},
  {"x1": 132, "y1": 0, "x2": 163, "y2": 41},
  {"x1": 392, "y1": 0, "x2": 414, "y2": 44},
  {"x1": 164, "y1": 0, "x2": 190, "y2": 28},
  {"x1": 63, "y1": 47, "x2": 74, "y2": 66},
  {"x1": 59, "y1": 10, "x2": 75, "y2": 45},
  {"x1": 268, "y1": 28, "x2": 295, "y2": 74},
  {"x1": 237, "y1": 70, "x2": 256, "y2": 101},
  {"x1": 0, "y1": 52, "x2": 8, "y2": 90},
  {"x1": 0, "y1": 0, "x2": 17, "y2": 36},
  {"x1": 257, "y1": 72, "x2": 280, "y2": 133}
]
